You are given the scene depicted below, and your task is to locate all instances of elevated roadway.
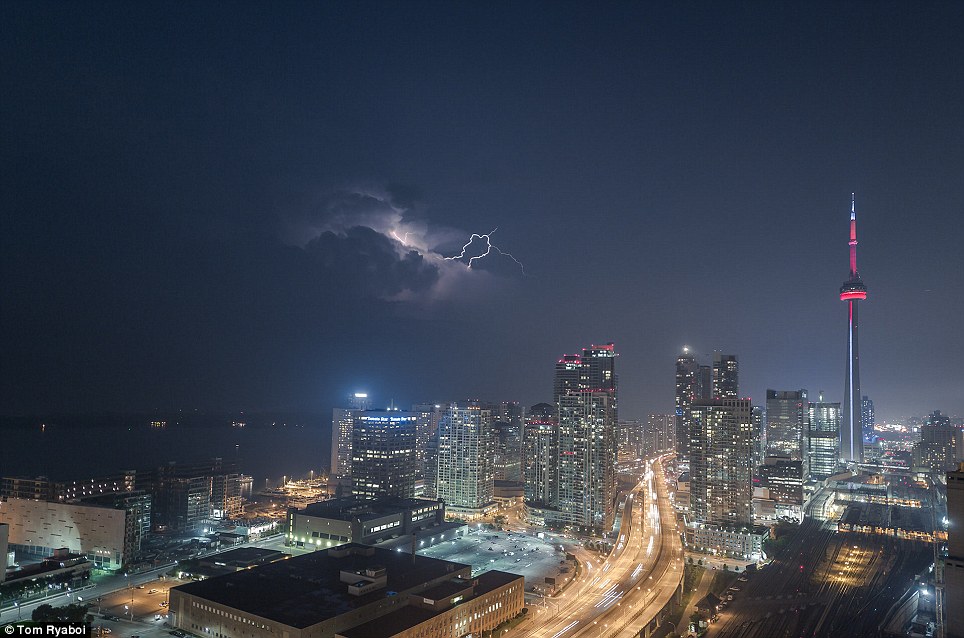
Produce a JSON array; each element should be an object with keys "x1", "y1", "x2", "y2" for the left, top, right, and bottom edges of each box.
[{"x1": 516, "y1": 455, "x2": 683, "y2": 638}]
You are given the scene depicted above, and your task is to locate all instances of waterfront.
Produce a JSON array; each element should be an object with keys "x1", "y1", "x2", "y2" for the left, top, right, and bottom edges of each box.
[{"x1": 0, "y1": 414, "x2": 328, "y2": 488}]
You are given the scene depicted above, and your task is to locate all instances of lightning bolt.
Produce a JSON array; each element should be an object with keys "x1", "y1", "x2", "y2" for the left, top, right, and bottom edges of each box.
[
  {"x1": 390, "y1": 230, "x2": 413, "y2": 245},
  {"x1": 444, "y1": 227, "x2": 526, "y2": 274}
]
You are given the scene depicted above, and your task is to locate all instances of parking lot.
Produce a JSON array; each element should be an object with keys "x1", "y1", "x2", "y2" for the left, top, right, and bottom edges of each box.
[
  {"x1": 418, "y1": 529, "x2": 579, "y2": 591},
  {"x1": 92, "y1": 576, "x2": 191, "y2": 628}
]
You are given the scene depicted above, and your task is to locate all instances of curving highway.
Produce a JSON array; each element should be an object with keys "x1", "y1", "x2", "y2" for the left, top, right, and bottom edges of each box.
[{"x1": 516, "y1": 455, "x2": 684, "y2": 638}]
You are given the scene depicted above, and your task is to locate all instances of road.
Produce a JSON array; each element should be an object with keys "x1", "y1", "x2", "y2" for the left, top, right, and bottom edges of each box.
[{"x1": 513, "y1": 455, "x2": 684, "y2": 638}]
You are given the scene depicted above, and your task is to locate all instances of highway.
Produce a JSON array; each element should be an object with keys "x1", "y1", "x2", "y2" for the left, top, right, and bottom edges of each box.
[{"x1": 516, "y1": 455, "x2": 683, "y2": 638}]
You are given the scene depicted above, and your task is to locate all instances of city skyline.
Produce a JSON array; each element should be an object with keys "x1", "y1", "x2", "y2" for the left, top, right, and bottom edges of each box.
[{"x1": 3, "y1": 3, "x2": 963, "y2": 423}]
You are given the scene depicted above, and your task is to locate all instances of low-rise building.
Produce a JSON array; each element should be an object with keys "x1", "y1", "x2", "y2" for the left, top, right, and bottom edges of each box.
[
  {"x1": 169, "y1": 543, "x2": 524, "y2": 638},
  {"x1": 0, "y1": 497, "x2": 137, "y2": 570},
  {"x1": 287, "y1": 497, "x2": 445, "y2": 549},
  {"x1": 685, "y1": 522, "x2": 768, "y2": 561},
  {"x1": 756, "y1": 456, "x2": 804, "y2": 520}
]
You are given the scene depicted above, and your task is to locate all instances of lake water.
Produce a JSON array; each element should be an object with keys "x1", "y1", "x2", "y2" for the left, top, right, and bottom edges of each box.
[{"x1": 0, "y1": 413, "x2": 330, "y2": 487}]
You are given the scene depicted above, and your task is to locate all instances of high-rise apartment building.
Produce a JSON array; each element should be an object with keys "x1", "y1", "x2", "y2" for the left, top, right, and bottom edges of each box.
[
  {"x1": 698, "y1": 365, "x2": 713, "y2": 400},
  {"x1": 840, "y1": 195, "x2": 868, "y2": 463},
  {"x1": 808, "y1": 400, "x2": 841, "y2": 480},
  {"x1": 913, "y1": 411, "x2": 962, "y2": 473},
  {"x1": 350, "y1": 410, "x2": 417, "y2": 500},
  {"x1": 330, "y1": 392, "x2": 372, "y2": 480},
  {"x1": 522, "y1": 403, "x2": 556, "y2": 506},
  {"x1": 412, "y1": 403, "x2": 443, "y2": 483},
  {"x1": 436, "y1": 402, "x2": 495, "y2": 518},
  {"x1": 688, "y1": 399, "x2": 754, "y2": 526},
  {"x1": 556, "y1": 391, "x2": 617, "y2": 531},
  {"x1": 712, "y1": 353, "x2": 739, "y2": 400},
  {"x1": 751, "y1": 406, "x2": 766, "y2": 469},
  {"x1": 675, "y1": 349, "x2": 700, "y2": 459},
  {"x1": 493, "y1": 403, "x2": 523, "y2": 482},
  {"x1": 765, "y1": 390, "x2": 809, "y2": 461},
  {"x1": 552, "y1": 344, "x2": 618, "y2": 532},
  {"x1": 643, "y1": 414, "x2": 675, "y2": 458},
  {"x1": 618, "y1": 419, "x2": 642, "y2": 460}
]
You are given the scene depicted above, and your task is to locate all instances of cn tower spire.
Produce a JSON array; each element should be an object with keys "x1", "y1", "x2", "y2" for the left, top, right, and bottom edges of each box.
[{"x1": 849, "y1": 193, "x2": 859, "y2": 277}]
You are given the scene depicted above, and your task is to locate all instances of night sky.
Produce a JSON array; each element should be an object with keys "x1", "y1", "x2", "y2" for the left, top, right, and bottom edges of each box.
[{"x1": 2, "y1": 2, "x2": 962, "y2": 421}]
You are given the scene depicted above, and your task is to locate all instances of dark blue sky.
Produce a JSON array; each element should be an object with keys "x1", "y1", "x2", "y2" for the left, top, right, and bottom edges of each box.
[{"x1": 2, "y1": 1, "x2": 962, "y2": 421}]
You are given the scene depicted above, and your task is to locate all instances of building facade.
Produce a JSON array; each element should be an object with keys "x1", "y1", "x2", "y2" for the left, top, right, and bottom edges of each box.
[
  {"x1": 556, "y1": 390, "x2": 617, "y2": 530},
  {"x1": 436, "y1": 402, "x2": 495, "y2": 517},
  {"x1": 675, "y1": 350, "x2": 700, "y2": 460},
  {"x1": 412, "y1": 403, "x2": 443, "y2": 484},
  {"x1": 522, "y1": 403, "x2": 556, "y2": 506},
  {"x1": 351, "y1": 411, "x2": 417, "y2": 500},
  {"x1": 711, "y1": 353, "x2": 739, "y2": 400},
  {"x1": 688, "y1": 399, "x2": 754, "y2": 527},
  {"x1": 287, "y1": 497, "x2": 445, "y2": 549},
  {"x1": 553, "y1": 343, "x2": 618, "y2": 532},
  {"x1": 913, "y1": 417, "x2": 962, "y2": 473},
  {"x1": 0, "y1": 498, "x2": 130, "y2": 570},
  {"x1": 764, "y1": 389, "x2": 809, "y2": 461},
  {"x1": 757, "y1": 456, "x2": 804, "y2": 519},
  {"x1": 331, "y1": 393, "x2": 372, "y2": 480},
  {"x1": 808, "y1": 401, "x2": 841, "y2": 480},
  {"x1": 643, "y1": 414, "x2": 675, "y2": 458}
]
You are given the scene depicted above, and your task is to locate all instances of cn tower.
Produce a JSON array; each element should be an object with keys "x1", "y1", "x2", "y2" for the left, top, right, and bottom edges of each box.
[{"x1": 840, "y1": 194, "x2": 867, "y2": 463}]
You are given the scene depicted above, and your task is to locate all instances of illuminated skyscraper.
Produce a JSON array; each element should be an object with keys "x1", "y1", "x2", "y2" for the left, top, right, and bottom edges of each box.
[
  {"x1": 522, "y1": 403, "x2": 556, "y2": 505},
  {"x1": 412, "y1": 403, "x2": 443, "y2": 483},
  {"x1": 808, "y1": 399, "x2": 841, "y2": 480},
  {"x1": 861, "y1": 395, "x2": 875, "y2": 440},
  {"x1": 330, "y1": 392, "x2": 372, "y2": 480},
  {"x1": 493, "y1": 402, "x2": 523, "y2": 482},
  {"x1": 688, "y1": 399, "x2": 754, "y2": 526},
  {"x1": 751, "y1": 406, "x2": 766, "y2": 469},
  {"x1": 436, "y1": 402, "x2": 495, "y2": 517},
  {"x1": 712, "y1": 353, "x2": 739, "y2": 400},
  {"x1": 553, "y1": 343, "x2": 618, "y2": 532},
  {"x1": 913, "y1": 411, "x2": 962, "y2": 473},
  {"x1": 840, "y1": 195, "x2": 868, "y2": 463},
  {"x1": 644, "y1": 414, "x2": 675, "y2": 458},
  {"x1": 765, "y1": 389, "x2": 809, "y2": 460},
  {"x1": 350, "y1": 410, "x2": 417, "y2": 500},
  {"x1": 557, "y1": 390, "x2": 617, "y2": 531},
  {"x1": 675, "y1": 349, "x2": 699, "y2": 459}
]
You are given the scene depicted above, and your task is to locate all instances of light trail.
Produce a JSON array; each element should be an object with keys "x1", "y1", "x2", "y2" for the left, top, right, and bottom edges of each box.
[{"x1": 550, "y1": 620, "x2": 579, "y2": 638}]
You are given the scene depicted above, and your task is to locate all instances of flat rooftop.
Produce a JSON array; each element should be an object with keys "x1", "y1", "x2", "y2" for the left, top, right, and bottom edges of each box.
[
  {"x1": 172, "y1": 544, "x2": 470, "y2": 628},
  {"x1": 338, "y1": 570, "x2": 523, "y2": 638},
  {"x1": 200, "y1": 547, "x2": 285, "y2": 566},
  {"x1": 300, "y1": 497, "x2": 442, "y2": 522}
]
